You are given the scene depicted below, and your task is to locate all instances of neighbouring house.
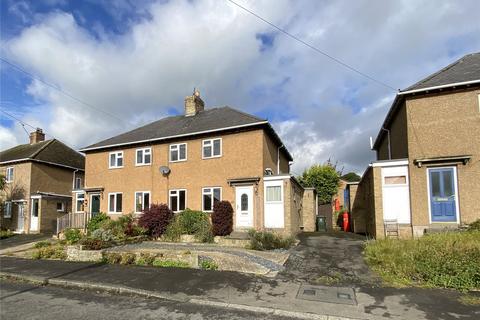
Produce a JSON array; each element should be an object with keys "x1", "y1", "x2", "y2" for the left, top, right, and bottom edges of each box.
[
  {"x1": 348, "y1": 52, "x2": 480, "y2": 238},
  {"x1": 77, "y1": 90, "x2": 317, "y2": 236},
  {"x1": 0, "y1": 129, "x2": 85, "y2": 234}
]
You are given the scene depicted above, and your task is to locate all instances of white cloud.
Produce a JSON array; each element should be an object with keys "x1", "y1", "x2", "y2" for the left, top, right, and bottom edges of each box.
[{"x1": 2, "y1": 0, "x2": 480, "y2": 173}]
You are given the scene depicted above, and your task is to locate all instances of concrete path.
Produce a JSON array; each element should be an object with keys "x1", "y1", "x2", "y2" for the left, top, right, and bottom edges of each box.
[
  {"x1": 0, "y1": 234, "x2": 49, "y2": 250},
  {"x1": 1, "y1": 256, "x2": 478, "y2": 320}
]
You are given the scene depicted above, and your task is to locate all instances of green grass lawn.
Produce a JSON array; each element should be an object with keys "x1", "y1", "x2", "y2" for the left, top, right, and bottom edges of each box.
[{"x1": 364, "y1": 231, "x2": 480, "y2": 291}]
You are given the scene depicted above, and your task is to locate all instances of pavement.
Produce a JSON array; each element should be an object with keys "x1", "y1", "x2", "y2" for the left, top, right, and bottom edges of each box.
[{"x1": 0, "y1": 234, "x2": 49, "y2": 250}]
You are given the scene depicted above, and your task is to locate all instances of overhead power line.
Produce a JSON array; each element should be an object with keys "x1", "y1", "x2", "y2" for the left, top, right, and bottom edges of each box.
[
  {"x1": 0, "y1": 57, "x2": 126, "y2": 123},
  {"x1": 226, "y1": 0, "x2": 397, "y2": 91}
]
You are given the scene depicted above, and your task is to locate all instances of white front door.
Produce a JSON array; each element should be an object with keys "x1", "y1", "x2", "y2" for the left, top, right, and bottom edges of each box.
[
  {"x1": 235, "y1": 186, "x2": 254, "y2": 228},
  {"x1": 30, "y1": 198, "x2": 39, "y2": 232},
  {"x1": 17, "y1": 204, "x2": 25, "y2": 232},
  {"x1": 264, "y1": 180, "x2": 284, "y2": 228}
]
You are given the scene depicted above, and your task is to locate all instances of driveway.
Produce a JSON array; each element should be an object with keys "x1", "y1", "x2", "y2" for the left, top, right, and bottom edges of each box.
[
  {"x1": 278, "y1": 232, "x2": 381, "y2": 286},
  {"x1": 0, "y1": 234, "x2": 49, "y2": 250}
]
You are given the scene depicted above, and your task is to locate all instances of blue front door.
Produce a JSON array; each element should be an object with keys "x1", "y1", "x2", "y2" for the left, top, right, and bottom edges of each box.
[{"x1": 429, "y1": 168, "x2": 457, "y2": 222}]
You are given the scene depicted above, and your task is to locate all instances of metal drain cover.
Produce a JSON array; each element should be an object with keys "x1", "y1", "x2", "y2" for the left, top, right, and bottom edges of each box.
[{"x1": 296, "y1": 285, "x2": 357, "y2": 305}]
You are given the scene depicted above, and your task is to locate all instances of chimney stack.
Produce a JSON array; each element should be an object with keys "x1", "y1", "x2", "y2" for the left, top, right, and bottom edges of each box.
[
  {"x1": 30, "y1": 128, "x2": 45, "y2": 144},
  {"x1": 184, "y1": 88, "x2": 205, "y2": 116}
]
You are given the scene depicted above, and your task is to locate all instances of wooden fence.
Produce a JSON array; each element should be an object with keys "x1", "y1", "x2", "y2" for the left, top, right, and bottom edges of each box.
[{"x1": 56, "y1": 212, "x2": 89, "y2": 234}]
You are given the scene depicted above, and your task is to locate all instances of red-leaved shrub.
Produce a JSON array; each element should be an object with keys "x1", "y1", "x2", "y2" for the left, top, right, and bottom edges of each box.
[
  {"x1": 138, "y1": 204, "x2": 174, "y2": 238},
  {"x1": 212, "y1": 201, "x2": 233, "y2": 236}
]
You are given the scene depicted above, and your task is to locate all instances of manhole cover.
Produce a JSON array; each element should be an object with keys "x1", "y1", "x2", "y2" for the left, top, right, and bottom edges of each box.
[{"x1": 296, "y1": 285, "x2": 357, "y2": 305}]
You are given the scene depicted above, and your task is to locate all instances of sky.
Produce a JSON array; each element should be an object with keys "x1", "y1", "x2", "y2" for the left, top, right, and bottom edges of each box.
[{"x1": 1, "y1": 0, "x2": 479, "y2": 175}]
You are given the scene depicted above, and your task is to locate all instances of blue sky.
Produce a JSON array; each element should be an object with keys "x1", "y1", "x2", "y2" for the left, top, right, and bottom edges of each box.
[{"x1": 1, "y1": 0, "x2": 480, "y2": 173}]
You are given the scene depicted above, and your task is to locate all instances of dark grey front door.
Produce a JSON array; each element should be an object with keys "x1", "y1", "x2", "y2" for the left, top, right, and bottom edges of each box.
[{"x1": 91, "y1": 195, "x2": 101, "y2": 216}]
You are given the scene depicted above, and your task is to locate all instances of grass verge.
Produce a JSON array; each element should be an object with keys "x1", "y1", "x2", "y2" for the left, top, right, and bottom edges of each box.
[{"x1": 364, "y1": 231, "x2": 480, "y2": 291}]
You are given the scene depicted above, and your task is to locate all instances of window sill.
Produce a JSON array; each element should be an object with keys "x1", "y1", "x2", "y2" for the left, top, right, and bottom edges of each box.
[
  {"x1": 108, "y1": 166, "x2": 124, "y2": 169},
  {"x1": 202, "y1": 155, "x2": 222, "y2": 160},
  {"x1": 135, "y1": 163, "x2": 151, "y2": 167},
  {"x1": 108, "y1": 212, "x2": 123, "y2": 215},
  {"x1": 169, "y1": 159, "x2": 187, "y2": 163}
]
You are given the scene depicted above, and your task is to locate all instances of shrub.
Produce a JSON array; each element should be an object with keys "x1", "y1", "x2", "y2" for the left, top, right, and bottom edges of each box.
[
  {"x1": 138, "y1": 204, "x2": 174, "y2": 238},
  {"x1": 163, "y1": 217, "x2": 182, "y2": 242},
  {"x1": 0, "y1": 230, "x2": 14, "y2": 239},
  {"x1": 468, "y1": 219, "x2": 480, "y2": 231},
  {"x1": 152, "y1": 259, "x2": 190, "y2": 268},
  {"x1": 194, "y1": 218, "x2": 214, "y2": 243},
  {"x1": 102, "y1": 252, "x2": 122, "y2": 264},
  {"x1": 178, "y1": 209, "x2": 207, "y2": 234},
  {"x1": 199, "y1": 259, "x2": 218, "y2": 270},
  {"x1": 87, "y1": 213, "x2": 110, "y2": 234},
  {"x1": 34, "y1": 241, "x2": 51, "y2": 248},
  {"x1": 79, "y1": 238, "x2": 112, "y2": 250},
  {"x1": 247, "y1": 229, "x2": 295, "y2": 251},
  {"x1": 91, "y1": 228, "x2": 115, "y2": 242},
  {"x1": 364, "y1": 231, "x2": 480, "y2": 291},
  {"x1": 32, "y1": 245, "x2": 66, "y2": 260},
  {"x1": 163, "y1": 210, "x2": 214, "y2": 243},
  {"x1": 64, "y1": 228, "x2": 82, "y2": 244},
  {"x1": 212, "y1": 201, "x2": 233, "y2": 236},
  {"x1": 136, "y1": 253, "x2": 157, "y2": 266}
]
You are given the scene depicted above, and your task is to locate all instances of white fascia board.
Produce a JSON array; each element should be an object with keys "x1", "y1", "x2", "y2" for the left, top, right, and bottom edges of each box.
[
  {"x1": 79, "y1": 121, "x2": 269, "y2": 152},
  {"x1": 371, "y1": 159, "x2": 409, "y2": 167},
  {"x1": 398, "y1": 79, "x2": 480, "y2": 95},
  {"x1": 263, "y1": 175, "x2": 291, "y2": 181}
]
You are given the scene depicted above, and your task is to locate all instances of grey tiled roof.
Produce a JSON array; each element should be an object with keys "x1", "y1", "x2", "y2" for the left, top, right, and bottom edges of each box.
[
  {"x1": 82, "y1": 106, "x2": 267, "y2": 150},
  {"x1": 403, "y1": 52, "x2": 480, "y2": 91},
  {"x1": 0, "y1": 139, "x2": 85, "y2": 170}
]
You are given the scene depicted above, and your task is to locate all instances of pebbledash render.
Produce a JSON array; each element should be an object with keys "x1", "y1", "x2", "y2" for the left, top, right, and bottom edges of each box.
[
  {"x1": 347, "y1": 52, "x2": 480, "y2": 238},
  {"x1": 78, "y1": 91, "x2": 317, "y2": 235}
]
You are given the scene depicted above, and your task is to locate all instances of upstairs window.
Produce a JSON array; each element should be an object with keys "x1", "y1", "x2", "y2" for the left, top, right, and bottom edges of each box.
[
  {"x1": 169, "y1": 189, "x2": 186, "y2": 212},
  {"x1": 202, "y1": 187, "x2": 221, "y2": 212},
  {"x1": 135, "y1": 191, "x2": 150, "y2": 213},
  {"x1": 74, "y1": 177, "x2": 82, "y2": 190},
  {"x1": 170, "y1": 143, "x2": 187, "y2": 162},
  {"x1": 136, "y1": 148, "x2": 152, "y2": 166},
  {"x1": 203, "y1": 138, "x2": 222, "y2": 158},
  {"x1": 56, "y1": 202, "x2": 65, "y2": 212},
  {"x1": 4, "y1": 202, "x2": 12, "y2": 218},
  {"x1": 109, "y1": 151, "x2": 124, "y2": 168},
  {"x1": 5, "y1": 167, "x2": 14, "y2": 183},
  {"x1": 76, "y1": 193, "x2": 85, "y2": 213},
  {"x1": 108, "y1": 193, "x2": 123, "y2": 213}
]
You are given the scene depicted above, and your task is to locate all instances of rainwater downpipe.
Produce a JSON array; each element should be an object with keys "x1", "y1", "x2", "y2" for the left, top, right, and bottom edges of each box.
[
  {"x1": 381, "y1": 127, "x2": 392, "y2": 160},
  {"x1": 277, "y1": 144, "x2": 284, "y2": 174}
]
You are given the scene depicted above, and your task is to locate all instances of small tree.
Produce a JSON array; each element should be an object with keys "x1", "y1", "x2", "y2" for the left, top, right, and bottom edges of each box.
[
  {"x1": 138, "y1": 204, "x2": 174, "y2": 238},
  {"x1": 341, "y1": 172, "x2": 361, "y2": 182},
  {"x1": 212, "y1": 201, "x2": 233, "y2": 236},
  {"x1": 299, "y1": 163, "x2": 340, "y2": 204}
]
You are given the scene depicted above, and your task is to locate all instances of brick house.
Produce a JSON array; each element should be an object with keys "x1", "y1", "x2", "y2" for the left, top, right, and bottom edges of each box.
[
  {"x1": 0, "y1": 129, "x2": 85, "y2": 234},
  {"x1": 347, "y1": 52, "x2": 480, "y2": 238},
  {"x1": 78, "y1": 91, "x2": 317, "y2": 235}
]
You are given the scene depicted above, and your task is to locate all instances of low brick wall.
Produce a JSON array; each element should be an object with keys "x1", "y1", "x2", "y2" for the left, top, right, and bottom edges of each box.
[
  {"x1": 66, "y1": 246, "x2": 103, "y2": 262},
  {"x1": 213, "y1": 236, "x2": 249, "y2": 248}
]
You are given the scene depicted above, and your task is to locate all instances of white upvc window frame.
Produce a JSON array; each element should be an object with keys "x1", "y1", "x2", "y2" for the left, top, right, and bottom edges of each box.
[
  {"x1": 108, "y1": 192, "x2": 123, "y2": 214},
  {"x1": 76, "y1": 193, "x2": 85, "y2": 213},
  {"x1": 169, "y1": 189, "x2": 187, "y2": 212},
  {"x1": 4, "y1": 201, "x2": 12, "y2": 218},
  {"x1": 109, "y1": 151, "x2": 124, "y2": 169},
  {"x1": 265, "y1": 184, "x2": 283, "y2": 203},
  {"x1": 56, "y1": 202, "x2": 65, "y2": 212},
  {"x1": 202, "y1": 138, "x2": 222, "y2": 159},
  {"x1": 202, "y1": 187, "x2": 222, "y2": 212},
  {"x1": 134, "y1": 191, "x2": 151, "y2": 213},
  {"x1": 136, "y1": 147, "x2": 152, "y2": 166},
  {"x1": 169, "y1": 143, "x2": 187, "y2": 162},
  {"x1": 5, "y1": 167, "x2": 14, "y2": 183}
]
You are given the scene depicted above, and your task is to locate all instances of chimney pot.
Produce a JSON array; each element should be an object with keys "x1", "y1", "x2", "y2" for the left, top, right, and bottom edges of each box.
[
  {"x1": 30, "y1": 128, "x2": 45, "y2": 144},
  {"x1": 184, "y1": 89, "x2": 205, "y2": 116}
]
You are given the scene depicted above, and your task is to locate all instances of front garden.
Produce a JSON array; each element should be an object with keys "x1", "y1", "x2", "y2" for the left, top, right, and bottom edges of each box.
[
  {"x1": 364, "y1": 222, "x2": 480, "y2": 292},
  {"x1": 27, "y1": 201, "x2": 295, "y2": 274}
]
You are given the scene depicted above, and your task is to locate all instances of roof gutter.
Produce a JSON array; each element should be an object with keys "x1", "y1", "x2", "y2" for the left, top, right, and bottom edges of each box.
[
  {"x1": 0, "y1": 158, "x2": 84, "y2": 171},
  {"x1": 79, "y1": 121, "x2": 269, "y2": 152}
]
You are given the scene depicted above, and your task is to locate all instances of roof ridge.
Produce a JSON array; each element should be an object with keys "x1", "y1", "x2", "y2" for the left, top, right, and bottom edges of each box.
[
  {"x1": 222, "y1": 106, "x2": 267, "y2": 122},
  {"x1": 30, "y1": 139, "x2": 55, "y2": 159},
  {"x1": 402, "y1": 53, "x2": 477, "y2": 91}
]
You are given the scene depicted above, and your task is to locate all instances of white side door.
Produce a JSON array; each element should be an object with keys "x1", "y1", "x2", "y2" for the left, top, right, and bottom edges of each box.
[
  {"x1": 381, "y1": 166, "x2": 411, "y2": 223},
  {"x1": 264, "y1": 180, "x2": 284, "y2": 228},
  {"x1": 235, "y1": 186, "x2": 253, "y2": 228},
  {"x1": 17, "y1": 203, "x2": 25, "y2": 232},
  {"x1": 30, "y1": 198, "x2": 39, "y2": 232}
]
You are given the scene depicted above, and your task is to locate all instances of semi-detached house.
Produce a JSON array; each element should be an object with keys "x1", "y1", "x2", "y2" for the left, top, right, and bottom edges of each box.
[{"x1": 78, "y1": 91, "x2": 317, "y2": 235}]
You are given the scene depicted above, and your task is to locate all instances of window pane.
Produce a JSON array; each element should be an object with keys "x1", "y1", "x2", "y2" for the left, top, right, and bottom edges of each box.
[
  {"x1": 33, "y1": 201, "x2": 39, "y2": 217},
  {"x1": 204, "y1": 194, "x2": 212, "y2": 211},
  {"x1": 144, "y1": 152, "x2": 151, "y2": 164},
  {"x1": 241, "y1": 194, "x2": 248, "y2": 211},
  {"x1": 144, "y1": 193, "x2": 150, "y2": 209},
  {"x1": 57, "y1": 202, "x2": 62, "y2": 210},
  {"x1": 203, "y1": 146, "x2": 212, "y2": 158},
  {"x1": 443, "y1": 170, "x2": 454, "y2": 197},
  {"x1": 266, "y1": 186, "x2": 281, "y2": 201},
  {"x1": 171, "y1": 195, "x2": 178, "y2": 212},
  {"x1": 116, "y1": 194, "x2": 122, "y2": 212},
  {"x1": 171, "y1": 150, "x2": 178, "y2": 161},
  {"x1": 117, "y1": 156, "x2": 123, "y2": 167},
  {"x1": 110, "y1": 154, "x2": 115, "y2": 166},
  {"x1": 385, "y1": 176, "x2": 406, "y2": 185},
  {"x1": 180, "y1": 144, "x2": 186, "y2": 160},
  {"x1": 109, "y1": 194, "x2": 115, "y2": 212},
  {"x1": 135, "y1": 192, "x2": 142, "y2": 211},
  {"x1": 137, "y1": 150, "x2": 143, "y2": 163},
  {"x1": 179, "y1": 190, "x2": 186, "y2": 210},
  {"x1": 213, "y1": 139, "x2": 221, "y2": 156},
  {"x1": 213, "y1": 188, "x2": 221, "y2": 202},
  {"x1": 431, "y1": 171, "x2": 441, "y2": 197}
]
